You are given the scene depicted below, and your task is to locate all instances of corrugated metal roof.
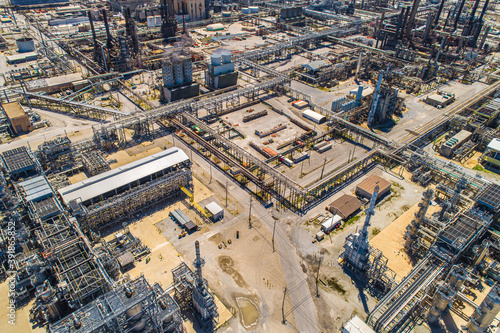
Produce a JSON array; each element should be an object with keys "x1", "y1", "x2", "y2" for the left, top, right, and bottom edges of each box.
[
  {"x1": 58, "y1": 147, "x2": 189, "y2": 204},
  {"x1": 302, "y1": 60, "x2": 328, "y2": 72},
  {"x1": 329, "y1": 194, "x2": 362, "y2": 219},
  {"x1": 356, "y1": 175, "x2": 391, "y2": 197},
  {"x1": 19, "y1": 175, "x2": 53, "y2": 202}
]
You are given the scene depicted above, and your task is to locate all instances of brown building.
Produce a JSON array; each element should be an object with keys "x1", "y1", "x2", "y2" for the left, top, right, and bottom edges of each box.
[
  {"x1": 2, "y1": 101, "x2": 32, "y2": 135},
  {"x1": 328, "y1": 194, "x2": 362, "y2": 220},
  {"x1": 356, "y1": 175, "x2": 391, "y2": 200}
]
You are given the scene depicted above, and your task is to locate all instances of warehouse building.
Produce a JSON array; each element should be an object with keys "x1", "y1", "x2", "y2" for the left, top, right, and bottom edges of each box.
[
  {"x1": 328, "y1": 194, "x2": 362, "y2": 220},
  {"x1": 2, "y1": 101, "x2": 32, "y2": 135},
  {"x1": 356, "y1": 175, "x2": 391, "y2": 200},
  {"x1": 59, "y1": 147, "x2": 191, "y2": 207}
]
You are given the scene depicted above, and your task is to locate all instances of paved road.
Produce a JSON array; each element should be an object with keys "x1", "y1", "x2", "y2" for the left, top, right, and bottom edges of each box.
[{"x1": 171, "y1": 134, "x2": 321, "y2": 333}]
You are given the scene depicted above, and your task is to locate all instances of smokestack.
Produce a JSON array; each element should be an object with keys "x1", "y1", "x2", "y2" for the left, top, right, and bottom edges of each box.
[
  {"x1": 479, "y1": 0, "x2": 490, "y2": 21},
  {"x1": 434, "y1": 0, "x2": 446, "y2": 27},
  {"x1": 102, "y1": 9, "x2": 112, "y2": 50},
  {"x1": 193, "y1": 241, "x2": 205, "y2": 287},
  {"x1": 405, "y1": 0, "x2": 422, "y2": 38},
  {"x1": 453, "y1": 0, "x2": 467, "y2": 31},
  {"x1": 87, "y1": 11, "x2": 97, "y2": 48}
]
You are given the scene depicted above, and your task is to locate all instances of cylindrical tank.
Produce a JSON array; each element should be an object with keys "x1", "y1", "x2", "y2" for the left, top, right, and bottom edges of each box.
[
  {"x1": 16, "y1": 38, "x2": 35, "y2": 53},
  {"x1": 211, "y1": 54, "x2": 222, "y2": 66},
  {"x1": 249, "y1": 6, "x2": 259, "y2": 13},
  {"x1": 241, "y1": 7, "x2": 249, "y2": 14},
  {"x1": 221, "y1": 52, "x2": 231, "y2": 64},
  {"x1": 468, "y1": 285, "x2": 500, "y2": 332},
  {"x1": 428, "y1": 285, "x2": 454, "y2": 323},
  {"x1": 222, "y1": 11, "x2": 231, "y2": 17}
]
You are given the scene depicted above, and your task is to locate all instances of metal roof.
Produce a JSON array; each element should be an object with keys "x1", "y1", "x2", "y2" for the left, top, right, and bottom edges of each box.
[
  {"x1": 58, "y1": 147, "x2": 189, "y2": 204},
  {"x1": 301, "y1": 60, "x2": 328, "y2": 72},
  {"x1": 487, "y1": 138, "x2": 500, "y2": 152},
  {"x1": 205, "y1": 202, "x2": 223, "y2": 215},
  {"x1": 18, "y1": 175, "x2": 53, "y2": 202}
]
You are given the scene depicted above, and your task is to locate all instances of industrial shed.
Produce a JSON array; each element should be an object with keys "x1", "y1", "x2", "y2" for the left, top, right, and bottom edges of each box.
[
  {"x1": 58, "y1": 147, "x2": 190, "y2": 206},
  {"x1": 328, "y1": 194, "x2": 362, "y2": 220},
  {"x1": 205, "y1": 202, "x2": 224, "y2": 221},
  {"x1": 356, "y1": 175, "x2": 391, "y2": 200},
  {"x1": 2, "y1": 101, "x2": 32, "y2": 134},
  {"x1": 302, "y1": 109, "x2": 326, "y2": 124}
]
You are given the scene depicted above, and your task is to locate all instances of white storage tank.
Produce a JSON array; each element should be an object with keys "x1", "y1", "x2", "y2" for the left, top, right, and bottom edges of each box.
[
  {"x1": 16, "y1": 38, "x2": 35, "y2": 53},
  {"x1": 221, "y1": 52, "x2": 231, "y2": 64},
  {"x1": 147, "y1": 16, "x2": 155, "y2": 27},
  {"x1": 154, "y1": 15, "x2": 162, "y2": 27},
  {"x1": 211, "y1": 53, "x2": 222, "y2": 66}
]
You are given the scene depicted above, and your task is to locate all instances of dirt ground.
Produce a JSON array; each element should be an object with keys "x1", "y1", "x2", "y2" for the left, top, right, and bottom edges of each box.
[
  {"x1": 100, "y1": 175, "x2": 232, "y2": 332},
  {"x1": 0, "y1": 280, "x2": 45, "y2": 333},
  {"x1": 370, "y1": 201, "x2": 440, "y2": 281}
]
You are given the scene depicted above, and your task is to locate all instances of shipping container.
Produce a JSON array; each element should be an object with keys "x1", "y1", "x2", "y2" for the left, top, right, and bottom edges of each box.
[
  {"x1": 293, "y1": 152, "x2": 309, "y2": 163},
  {"x1": 292, "y1": 100, "x2": 309, "y2": 109},
  {"x1": 302, "y1": 109, "x2": 326, "y2": 124},
  {"x1": 321, "y1": 215, "x2": 342, "y2": 234},
  {"x1": 279, "y1": 156, "x2": 293, "y2": 167},
  {"x1": 317, "y1": 143, "x2": 332, "y2": 153}
]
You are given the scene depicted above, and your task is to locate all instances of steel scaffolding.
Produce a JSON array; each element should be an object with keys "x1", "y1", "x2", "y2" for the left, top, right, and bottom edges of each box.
[{"x1": 78, "y1": 169, "x2": 192, "y2": 232}]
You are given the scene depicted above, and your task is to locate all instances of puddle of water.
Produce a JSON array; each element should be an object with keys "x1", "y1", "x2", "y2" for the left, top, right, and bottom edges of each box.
[{"x1": 236, "y1": 297, "x2": 259, "y2": 329}]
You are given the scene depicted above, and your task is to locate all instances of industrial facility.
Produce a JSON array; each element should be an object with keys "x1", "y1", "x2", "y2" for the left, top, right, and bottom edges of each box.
[{"x1": 1, "y1": 0, "x2": 500, "y2": 332}]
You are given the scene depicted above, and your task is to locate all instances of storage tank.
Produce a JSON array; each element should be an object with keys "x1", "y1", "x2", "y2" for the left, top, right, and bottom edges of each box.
[
  {"x1": 221, "y1": 52, "x2": 231, "y2": 64},
  {"x1": 222, "y1": 11, "x2": 231, "y2": 17},
  {"x1": 249, "y1": 6, "x2": 259, "y2": 13},
  {"x1": 241, "y1": 7, "x2": 249, "y2": 14},
  {"x1": 16, "y1": 38, "x2": 35, "y2": 53},
  {"x1": 211, "y1": 53, "x2": 222, "y2": 66},
  {"x1": 154, "y1": 15, "x2": 162, "y2": 27},
  {"x1": 147, "y1": 16, "x2": 155, "y2": 27}
]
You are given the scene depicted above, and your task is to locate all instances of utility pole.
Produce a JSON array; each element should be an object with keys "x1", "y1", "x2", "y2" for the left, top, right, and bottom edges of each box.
[
  {"x1": 300, "y1": 161, "x2": 304, "y2": 179},
  {"x1": 209, "y1": 163, "x2": 212, "y2": 184},
  {"x1": 272, "y1": 219, "x2": 277, "y2": 252},
  {"x1": 316, "y1": 256, "x2": 322, "y2": 298},
  {"x1": 320, "y1": 157, "x2": 327, "y2": 179},
  {"x1": 225, "y1": 179, "x2": 228, "y2": 207},
  {"x1": 249, "y1": 196, "x2": 252, "y2": 229},
  {"x1": 281, "y1": 287, "x2": 287, "y2": 325}
]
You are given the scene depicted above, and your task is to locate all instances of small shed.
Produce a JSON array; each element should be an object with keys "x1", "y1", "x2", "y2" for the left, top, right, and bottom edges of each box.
[
  {"x1": 329, "y1": 194, "x2": 362, "y2": 220},
  {"x1": 185, "y1": 221, "x2": 198, "y2": 233},
  {"x1": 356, "y1": 175, "x2": 391, "y2": 200},
  {"x1": 117, "y1": 251, "x2": 135, "y2": 269},
  {"x1": 206, "y1": 201, "x2": 224, "y2": 221}
]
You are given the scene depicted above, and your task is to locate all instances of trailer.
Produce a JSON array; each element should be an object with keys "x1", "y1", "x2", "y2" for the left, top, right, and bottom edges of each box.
[
  {"x1": 321, "y1": 215, "x2": 342, "y2": 234},
  {"x1": 293, "y1": 152, "x2": 309, "y2": 163},
  {"x1": 317, "y1": 143, "x2": 332, "y2": 153},
  {"x1": 279, "y1": 156, "x2": 293, "y2": 167}
]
